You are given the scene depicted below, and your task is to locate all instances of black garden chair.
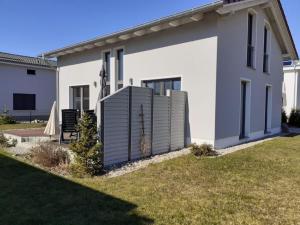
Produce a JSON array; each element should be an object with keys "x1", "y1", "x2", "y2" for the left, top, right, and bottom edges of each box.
[{"x1": 59, "y1": 109, "x2": 79, "y2": 144}]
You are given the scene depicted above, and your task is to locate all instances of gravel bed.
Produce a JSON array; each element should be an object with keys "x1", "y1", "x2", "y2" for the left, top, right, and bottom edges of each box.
[{"x1": 105, "y1": 148, "x2": 191, "y2": 178}]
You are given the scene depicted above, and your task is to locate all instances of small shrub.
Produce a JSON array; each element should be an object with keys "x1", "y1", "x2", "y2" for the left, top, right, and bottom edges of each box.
[
  {"x1": 31, "y1": 143, "x2": 70, "y2": 168},
  {"x1": 288, "y1": 109, "x2": 300, "y2": 127},
  {"x1": 191, "y1": 143, "x2": 216, "y2": 157},
  {"x1": 0, "y1": 133, "x2": 17, "y2": 148},
  {"x1": 70, "y1": 113, "x2": 103, "y2": 177},
  {"x1": 0, "y1": 114, "x2": 16, "y2": 125},
  {"x1": 282, "y1": 110, "x2": 288, "y2": 124}
]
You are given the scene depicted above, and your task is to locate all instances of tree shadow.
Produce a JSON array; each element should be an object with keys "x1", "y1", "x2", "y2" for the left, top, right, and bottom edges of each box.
[{"x1": 0, "y1": 153, "x2": 153, "y2": 225}]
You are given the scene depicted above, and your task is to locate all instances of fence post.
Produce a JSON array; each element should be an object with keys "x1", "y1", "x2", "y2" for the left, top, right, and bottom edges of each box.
[
  {"x1": 167, "y1": 90, "x2": 172, "y2": 152},
  {"x1": 150, "y1": 89, "x2": 154, "y2": 156},
  {"x1": 128, "y1": 86, "x2": 132, "y2": 162}
]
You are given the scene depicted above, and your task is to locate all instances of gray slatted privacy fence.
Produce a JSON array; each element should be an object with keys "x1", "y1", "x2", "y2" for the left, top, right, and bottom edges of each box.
[{"x1": 98, "y1": 86, "x2": 187, "y2": 167}]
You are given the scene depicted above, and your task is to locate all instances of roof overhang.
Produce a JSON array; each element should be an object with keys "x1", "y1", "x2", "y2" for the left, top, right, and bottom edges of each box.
[
  {"x1": 41, "y1": 0, "x2": 298, "y2": 61},
  {"x1": 217, "y1": 0, "x2": 298, "y2": 60},
  {"x1": 40, "y1": 1, "x2": 223, "y2": 58}
]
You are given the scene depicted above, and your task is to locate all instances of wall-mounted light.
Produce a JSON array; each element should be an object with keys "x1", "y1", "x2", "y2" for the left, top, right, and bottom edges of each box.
[
  {"x1": 129, "y1": 78, "x2": 133, "y2": 86},
  {"x1": 93, "y1": 81, "x2": 97, "y2": 87}
]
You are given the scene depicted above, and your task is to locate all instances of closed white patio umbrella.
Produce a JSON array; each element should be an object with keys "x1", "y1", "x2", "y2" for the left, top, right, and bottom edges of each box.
[{"x1": 44, "y1": 101, "x2": 59, "y2": 137}]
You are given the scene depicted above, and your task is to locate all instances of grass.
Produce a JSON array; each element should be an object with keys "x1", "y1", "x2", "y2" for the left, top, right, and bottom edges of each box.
[
  {"x1": 0, "y1": 123, "x2": 46, "y2": 131},
  {"x1": 1, "y1": 136, "x2": 300, "y2": 225}
]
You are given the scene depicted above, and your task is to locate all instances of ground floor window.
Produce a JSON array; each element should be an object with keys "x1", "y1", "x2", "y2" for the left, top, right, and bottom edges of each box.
[
  {"x1": 72, "y1": 86, "x2": 89, "y2": 114},
  {"x1": 142, "y1": 78, "x2": 181, "y2": 96},
  {"x1": 240, "y1": 80, "x2": 251, "y2": 139},
  {"x1": 13, "y1": 93, "x2": 36, "y2": 110}
]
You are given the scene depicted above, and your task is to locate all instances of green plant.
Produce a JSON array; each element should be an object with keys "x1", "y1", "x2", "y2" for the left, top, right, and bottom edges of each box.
[
  {"x1": 190, "y1": 143, "x2": 216, "y2": 157},
  {"x1": 0, "y1": 114, "x2": 16, "y2": 125},
  {"x1": 288, "y1": 109, "x2": 300, "y2": 127},
  {"x1": 31, "y1": 143, "x2": 70, "y2": 168},
  {"x1": 0, "y1": 133, "x2": 17, "y2": 148},
  {"x1": 282, "y1": 110, "x2": 288, "y2": 124},
  {"x1": 69, "y1": 113, "x2": 103, "y2": 177}
]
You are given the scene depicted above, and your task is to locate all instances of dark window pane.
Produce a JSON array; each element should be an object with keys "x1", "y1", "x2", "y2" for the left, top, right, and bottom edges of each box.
[
  {"x1": 27, "y1": 69, "x2": 36, "y2": 75},
  {"x1": 13, "y1": 94, "x2": 36, "y2": 110},
  {"x1": 164, "y1": 81, "x2": 172, "y2": 95},
  {"x1": 146, "y1": 82, "x2": 154, "y2": 89},
  {"x1": 118, "y1": 84, "x2": 123, "y2": 90},
  {"x1": 117, "y1": 49, "x2": 124, "y2": 81},
  {"x1": 173, "y1": 80, "x2": 181, "y2": 91},
  {"x1": 106, "y1": 85, "x2": 110, "y2": 95},
  {"x1": 104, "y1": 52, "x2": 110, "y2": 81}
]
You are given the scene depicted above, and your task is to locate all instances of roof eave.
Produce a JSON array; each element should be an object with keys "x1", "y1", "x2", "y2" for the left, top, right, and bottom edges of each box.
[{"x1": 41, "y1": 1, "x2": 223, "y2": 58}]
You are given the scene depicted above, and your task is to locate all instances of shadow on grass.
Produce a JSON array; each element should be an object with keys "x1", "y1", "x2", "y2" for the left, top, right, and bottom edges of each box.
[{"x1": 0, "y1": 153, "x2": 153, "y2": 225}]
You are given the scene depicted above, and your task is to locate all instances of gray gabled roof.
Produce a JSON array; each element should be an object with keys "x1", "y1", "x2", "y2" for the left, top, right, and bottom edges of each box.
[
  {"x1": 41, "y1": 0, "x2": 298, "y2": 60},
  {"x1": 0, "y1": 52, "x2": 57, "y2": 68}
]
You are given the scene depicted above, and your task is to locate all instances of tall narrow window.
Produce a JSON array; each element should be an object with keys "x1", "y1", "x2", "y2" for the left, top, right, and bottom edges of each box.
[
  {"x1": 116, "y1": 49, "x2": 124, "y2": 90},
  {"x1": 240, "y1": 81, "x2": 250, "y2": 139},
  {"x1": 264, "y1": 86, "x2": 272, "y2": 133},
  {"x1": 247, "y1": 13, "x2": 255, "y2": 68},
  {"x1": 263, "y1": 26, "x2": 269, "y2": 73},
  {"x1": 104, "y1": 52, "x2": 111, "y2": 95},
  {"x1": 240, "y1": 81, "x2": 247, "y2": 139}
]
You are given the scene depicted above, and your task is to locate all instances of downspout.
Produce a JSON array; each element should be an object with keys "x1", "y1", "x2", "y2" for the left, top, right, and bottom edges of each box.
[{"x1": 56, "y1": 67, "x2": 60, "y2": 122}]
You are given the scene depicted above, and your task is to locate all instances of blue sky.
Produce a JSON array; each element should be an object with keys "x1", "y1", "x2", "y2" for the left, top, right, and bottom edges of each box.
[{"x1": 0, "y1": 0, "x2": 299, "y2": 57}]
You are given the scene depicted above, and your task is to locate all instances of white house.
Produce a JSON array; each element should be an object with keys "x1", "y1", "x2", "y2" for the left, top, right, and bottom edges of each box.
[
  {"x1": 283, "y1": 61, "x2": 300, "y2": 116},
  {"x1": 42, "y1": 0, "x2": 298, "y2": 149},
  {"x1": 0, "y1": 52, "x2": 56, "y2": 121}
]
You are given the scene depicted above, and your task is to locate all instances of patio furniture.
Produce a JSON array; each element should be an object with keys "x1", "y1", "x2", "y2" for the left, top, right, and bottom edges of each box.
[
  {"x1": 59, "y1": 109, "x2": 79, "y2": 144},
  {"x1": 84, "y1": 110, "x2": 97, "y2": 125}
]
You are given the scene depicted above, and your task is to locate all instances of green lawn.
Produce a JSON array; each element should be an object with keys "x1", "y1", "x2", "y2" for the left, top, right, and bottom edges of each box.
[
  {"x1": 0, "y1": 123, "x2": 46, "y2": 131},
  {"x1": 1, "y1": 136, "x2": 300, "y2": 225}
]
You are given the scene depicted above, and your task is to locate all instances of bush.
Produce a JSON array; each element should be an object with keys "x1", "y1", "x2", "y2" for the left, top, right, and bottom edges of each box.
[
  {"x1": 191, "y1": 143, "x2": 216, "y2": 157},
  {"x1": 282, "y1": 110, "x2": 288, "y2": 124},
  {"x1": 0, "y1": 133, "x2": 17, "y2": 148},
  {"x1": 288, "y1": 109, "x2": 300, "y2": 127},
  {"x1": 0, "y1": 114, "x2": 16, "y2": 125},
  {"x1": 31, "y1": 143, "x2": 70, "y2": 168},
  {"x1": 69, "y1": 113, "x2": 103, "y2": 177}
]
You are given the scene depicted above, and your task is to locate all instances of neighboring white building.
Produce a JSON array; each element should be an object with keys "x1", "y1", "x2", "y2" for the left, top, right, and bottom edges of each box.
[
  {"x1": 283, "y1": 61, "x2": 300, "y2": 116},
  {"x1": 0, "y1": 52, "x2": 56, "y2": 121},
  {"x1": 42, "y1": 0, "x2": 298, "y2": 149}
]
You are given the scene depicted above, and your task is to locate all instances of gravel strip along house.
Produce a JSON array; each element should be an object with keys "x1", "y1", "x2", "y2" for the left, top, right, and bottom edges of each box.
[{"x1": 42, "y1": 0, "x2": 298, "y2": 166}]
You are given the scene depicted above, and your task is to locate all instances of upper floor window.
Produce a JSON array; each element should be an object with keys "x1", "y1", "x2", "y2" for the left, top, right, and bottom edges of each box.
[
  {"x1": 103, "y1": 51, "x2": 111, "y2": 95},
  {"x1": 116, "y1": 49, "x2": 124, "y2": 90},
  {"x1": 27, "y1": 69, "x2": 36, "y2": 75},
  {"x1": 247, "y1": 12, "x2": 256, "y2": 68},
  {"x1": 104, "y1": 52, "x2": 111, "y2": 81},
  {"x1": 263, "y1": 25, "x2": 271, "y2": 73}
]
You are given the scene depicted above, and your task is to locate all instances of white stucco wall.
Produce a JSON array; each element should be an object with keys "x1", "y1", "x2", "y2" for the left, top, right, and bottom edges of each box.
[
  {"x1": 0, "y1": 63, "x2": 56, "y2": 120},
  {"x1": 56, "y1": 7, "x2": 285, "y2": 149},
  {"x1": 57, "y1": 13, "x2": 219, "y2": 143},
  {"x1": 283, "y1": 67, "x2": 300, "y2": 116},
  {"x1": 215, "y1": 6, "x2": 283, "y2": 148}
]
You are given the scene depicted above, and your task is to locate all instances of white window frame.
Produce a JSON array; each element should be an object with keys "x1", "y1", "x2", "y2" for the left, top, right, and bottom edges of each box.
[
  {"x1": 263, "y1": 20, "x2": 272, "y2": 74},
  {"x1": 247, "y1": 9, "x2": 258, "y2": 69},
  {"x1": 246, "y1": 8, "x2": 258, "y2": 69},
  {"x1": 114, "y1": 46, "x2": 125, "y2": 90}
]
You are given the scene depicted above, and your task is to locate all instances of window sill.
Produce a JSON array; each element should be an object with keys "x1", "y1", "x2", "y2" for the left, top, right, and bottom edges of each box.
[
  {"x1": 239, "y1": 136, "x2": 250, "y2": 141},
  {"x1": 246, "y1": 65, "x2": 256, "y2": 71},
  {"x1": 263, "y1": 72, "x2": 270, "y2": 75}
]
